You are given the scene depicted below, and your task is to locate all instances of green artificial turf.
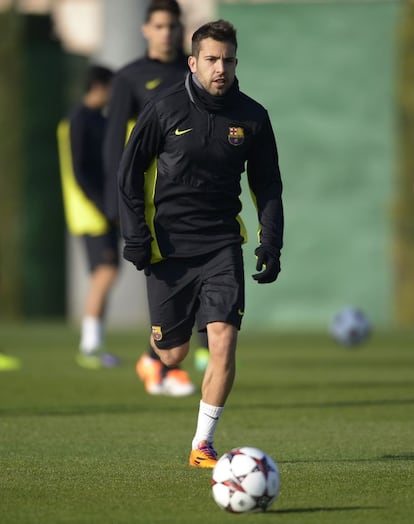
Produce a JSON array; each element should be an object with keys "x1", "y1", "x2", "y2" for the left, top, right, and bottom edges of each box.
[{"x1": 1, "y1": 323, "x2": 414, "y2": 523}]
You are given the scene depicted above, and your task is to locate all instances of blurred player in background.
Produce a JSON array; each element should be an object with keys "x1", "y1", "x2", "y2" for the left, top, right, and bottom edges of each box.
[
  {"x1": 104, "y1": 0, "x2": 208, "y2": 395},
  {"x1": 57, "y1": 65, "x2": 120, "y2": 369}
]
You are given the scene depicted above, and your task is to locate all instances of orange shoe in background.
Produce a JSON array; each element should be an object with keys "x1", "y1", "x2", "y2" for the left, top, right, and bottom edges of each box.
[
  {"x1": 136, "y1": 354, "x2": 196, "y2": 396},
  {"x1": 136, "y1": 354, "x2": 164, "y2": 395},
  {"x1": 163, "y1": 368, "x2": 196, "y2": 396}
]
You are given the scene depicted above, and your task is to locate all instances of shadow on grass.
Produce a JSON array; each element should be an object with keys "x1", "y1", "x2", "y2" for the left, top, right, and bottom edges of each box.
[
  {"x1": 267, "y1": 505, "x2": 382, "y2": 515},
  {"x1": 247, "y1": 380, "x2": 414, "y2": 390},
  {"x1": 231, "y1": 397, "x2": 414, "y2": 411},
  {"x1": 2, "y1": 397, "x2": 414, "y2": 418},
  {"x1": 279, "y1": 452, "x2": 414, "y2": 465},
  {"x1": 382, "y1": 452, "x2": 414, "y2": 461},
  {"x1": 0, "y1": 402, "x2": 195, "y2": 417}
]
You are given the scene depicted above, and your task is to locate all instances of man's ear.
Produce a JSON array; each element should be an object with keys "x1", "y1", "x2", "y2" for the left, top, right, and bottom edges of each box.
[
  {"x1": 141, "y1": 23, "x2": 149, "y2": 39},
  {"x1": 188, "y1": 55, "x2": 196, "y2": 73}
]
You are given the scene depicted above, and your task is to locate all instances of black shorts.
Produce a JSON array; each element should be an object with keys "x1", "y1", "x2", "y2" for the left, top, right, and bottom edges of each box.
[
  {"x1": 147, "y1": 244, "x2": 245, "y2": 349},
  {"x1": 82, "y1": 226, "x2": 120, "y2": 272}
]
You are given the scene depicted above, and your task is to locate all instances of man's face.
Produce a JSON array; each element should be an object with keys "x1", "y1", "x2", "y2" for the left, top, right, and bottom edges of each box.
[
  {"x1": 188, "y1": 38, "x2": 237, "y2": 96},
  {"x1": 93, "y1": 83, "x2": 111, "y2": 109},
  {"x1": 142, "y1": 11, "x2": 181, "y2": 57}
]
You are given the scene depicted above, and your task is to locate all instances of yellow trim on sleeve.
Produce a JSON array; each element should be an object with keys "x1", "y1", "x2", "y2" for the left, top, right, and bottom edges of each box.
[
  {"x1": 126, "y1": 119, "x2": 136, "y2": 143},
  {"x1": 236, "y1": 214, "x2": 248, "y2": 244},
  {"x1": 143, "y1": 157, "x2": 164, "y2": 263}
]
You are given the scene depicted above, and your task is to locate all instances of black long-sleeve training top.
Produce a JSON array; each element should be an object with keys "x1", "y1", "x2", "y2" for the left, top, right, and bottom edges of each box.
[
  {"x1": 118, "y1": 74, "x2": 284, "y2": 263},
  {"x1": 69, "y1": 104, "x2": 106, "y2": 213},
  {"x1": 103, "y1": 54, "x2": 188, "y2": 221}
]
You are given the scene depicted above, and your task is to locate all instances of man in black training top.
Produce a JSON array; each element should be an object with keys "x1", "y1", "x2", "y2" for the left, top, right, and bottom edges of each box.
[
  {"x1": 58, "y1": 65, "x2": 119, "y2": 369},
  {"x1": 118, "y1": 20, "x2": 284, "y2": 467},
  {"x1": 104, "y1": 0, "x2": 204, "y2": 396}
]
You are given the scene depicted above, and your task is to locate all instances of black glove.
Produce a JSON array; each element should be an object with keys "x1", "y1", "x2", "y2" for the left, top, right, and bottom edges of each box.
[
  {"x1": 252, "y1": 246, "x2": 281, "y2": 284},
  {"x1": 123, "y1": 243, "x2": 151, "y2": 275}
]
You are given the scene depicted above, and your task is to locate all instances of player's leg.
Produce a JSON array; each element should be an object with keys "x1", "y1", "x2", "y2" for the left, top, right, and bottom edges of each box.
[
  {"x1": 137, "y1": 338, "x2": 194, "y2": 396},
  {"x1": 137, "y1": 257, "x2": 197, "y2": 396},
  {"x1": 137, "y1": 314, "x2": 209, "y2": 389},
  {"x1": 201, "y1": 322, "x2": 237, "y2": 406},
  {"x1": 136, "y1": 343, "x2": 196, "y2": 395},
  {"x1": 83, "y1": 264, "x2": 117, "y2": 318},
  {"x1": 189, "y1": 322, "x2": 238, "y2": 468},
  {"x1": 150, "y1": 336, "x2": 190, "y2": 366},
  {"x1": 189, "y1": 245, "x2": 244, "y2": 468},
  {"x1": 77, "y1": 229, "x2": 119, "y2": 368},
  {"x1": 80, "y1": 264, "x2": 117, "y2": 352}
]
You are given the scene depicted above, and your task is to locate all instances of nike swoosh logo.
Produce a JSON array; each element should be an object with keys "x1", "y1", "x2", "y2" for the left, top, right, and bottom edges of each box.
[
  {"x1": 145, "y1": 78, "x2": 161, "y2": 90},
  {"x1": 205, "y1": 414, "x2": 219, "y2": 420},
  {"x1": 174, "y1": 128, "x2": 193, "y2": 136},
  {"x1": 238, "y1": 309, "x2": 244, "y2": 316}
]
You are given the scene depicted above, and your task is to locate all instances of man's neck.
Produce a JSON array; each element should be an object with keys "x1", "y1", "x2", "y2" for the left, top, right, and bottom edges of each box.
[{"x1": 147, "y1": 49, "x2": 178, "y2": 64}]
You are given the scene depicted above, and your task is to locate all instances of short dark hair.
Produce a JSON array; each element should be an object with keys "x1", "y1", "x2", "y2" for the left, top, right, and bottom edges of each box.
[
  {"x1": 145, "y1": 0, "x2": 181, "y2": 22},
  {"x1": 84, "y1": 65, "x2": 113, "y2": 92},
  {"x1": 191, "y1": 20, "x2": 237, "y2": 57}
]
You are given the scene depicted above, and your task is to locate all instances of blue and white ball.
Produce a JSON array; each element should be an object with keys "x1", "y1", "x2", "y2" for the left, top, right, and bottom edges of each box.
[
  {"x1": 330, "y1": 306, "x2": 371, "y2": 347},
  {"x1": 211, "y1": 447, "x2": 280, "y2": 513}
]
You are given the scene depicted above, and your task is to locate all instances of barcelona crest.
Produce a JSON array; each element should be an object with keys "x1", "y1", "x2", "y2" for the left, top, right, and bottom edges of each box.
[
  {"x1": 152, "y1": 325, "x2": 163, "y2": 341},
  {"x1": 228, "y1": 126, "x2": 245, "y2": 146}
]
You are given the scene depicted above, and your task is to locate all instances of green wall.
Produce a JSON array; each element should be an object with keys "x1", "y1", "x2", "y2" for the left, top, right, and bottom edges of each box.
[
  {"x1": 219, "y1": 1, "x2": 401, "y2": 329},
  {"x1": 21, "y1": 15, "x2": 66, "y2": 317},
  {"x1": 0, "y1": 10, "x2": 23, "y2": 318}
]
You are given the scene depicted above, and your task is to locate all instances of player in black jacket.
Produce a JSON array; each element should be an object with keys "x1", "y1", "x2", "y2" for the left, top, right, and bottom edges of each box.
[
  {"x1": 118, "y1": 20, "x2": 284, "y2": 467},
  {"x1": 104, "y1": 0, "x2": 204, "y2": 396},
  {"x1": 103, "y1": 0, "x2": 188, "y2": 221}
]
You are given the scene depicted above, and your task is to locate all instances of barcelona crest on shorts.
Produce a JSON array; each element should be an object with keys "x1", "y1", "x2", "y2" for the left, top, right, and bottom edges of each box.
[
  {"x1": 228, "y1": 126, "x2": 244, "y2": 146},
  {"x1": 152, "y1": 325, "x2": 163, "y2": 341}
]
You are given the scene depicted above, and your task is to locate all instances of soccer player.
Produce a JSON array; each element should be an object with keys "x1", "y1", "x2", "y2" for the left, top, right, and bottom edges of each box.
[
  {"x1": 117, "y1": 20, "x2": 284, "y2": 467},
  {"x1": 104, "y1": 0, "x2": 205, "y2": 395},
  {"x1": 57, "y1": 65, "x2": 119, "y2": 369}
]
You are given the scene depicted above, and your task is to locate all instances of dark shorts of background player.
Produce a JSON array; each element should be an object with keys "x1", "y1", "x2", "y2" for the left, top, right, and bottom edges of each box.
[
  {"x1": 147, "y1": 244, "x2": 245, "y2": 350},
  {"x1": 82, "y1": 225, "x2": 120, "y2": 272}
]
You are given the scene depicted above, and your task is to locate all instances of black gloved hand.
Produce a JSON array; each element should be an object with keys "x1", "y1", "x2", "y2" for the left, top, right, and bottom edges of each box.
[
  {"x1": 123, "y1": 243, "x2": 152, "y2": 275},
  {"x1": 252, "y1": 245, "x2": 281, "y2": 284}
]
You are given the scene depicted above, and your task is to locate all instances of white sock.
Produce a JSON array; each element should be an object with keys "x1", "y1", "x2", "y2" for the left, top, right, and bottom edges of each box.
[
  {"x1": 79, "y1": 316, "x2": 103, "y2": 354},
  {"x1": 192, "y1": 400, "x2": 224, "y2": 449}
]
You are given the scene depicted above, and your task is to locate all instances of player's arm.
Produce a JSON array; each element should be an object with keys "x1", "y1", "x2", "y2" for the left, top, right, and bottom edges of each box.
[
  {"x1": 246, "y1": 111, "x2": 284, "y2": 283},
  {"x1": 70, "y1": 110, "x2": 105, "y2": 213},
  {"x1": 103, "y1": 74, "x2": 137, "y2": 221},
  {"x1": 118, "y1": 102, "x2": 162, "y2": 270}
]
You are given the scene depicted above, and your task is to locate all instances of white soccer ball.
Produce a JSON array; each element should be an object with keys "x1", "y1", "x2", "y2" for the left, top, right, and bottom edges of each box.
[
  {"x1": 330, "y1": 306, "x2": 371, "y2": 346},
  {"x1": 211, "y1": 447, "x2": 280, "y2": 513}
]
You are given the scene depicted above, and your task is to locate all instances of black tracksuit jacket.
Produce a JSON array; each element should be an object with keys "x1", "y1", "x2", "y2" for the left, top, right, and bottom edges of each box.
[
  {"x1": 104, "y1": 54, "x2": 188, "y2": 221},
  {"x1": 69, "y1": 105, "x2": 106, "y2": 213},
  {"x1": 118, "y1": 74, "x2": 284, "y2": 263}
]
